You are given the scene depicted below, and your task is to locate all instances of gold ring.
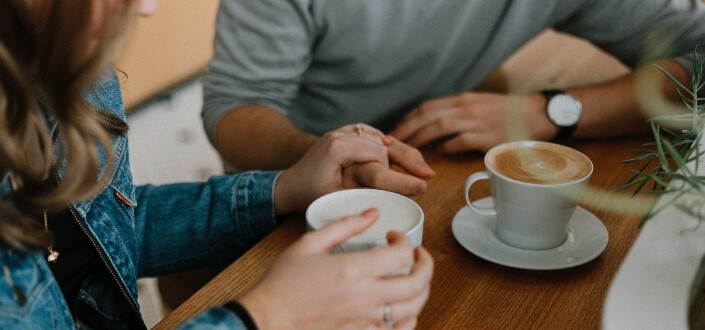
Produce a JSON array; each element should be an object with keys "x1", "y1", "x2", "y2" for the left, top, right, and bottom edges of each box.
[{"x1": 355, "y1": 123, "x2": 364, "y2": 136}]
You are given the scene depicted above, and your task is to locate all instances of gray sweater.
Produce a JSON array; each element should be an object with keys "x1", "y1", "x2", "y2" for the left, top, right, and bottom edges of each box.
[{"x1": 203, "y1": 0, "x2": 705, "y2": 145}]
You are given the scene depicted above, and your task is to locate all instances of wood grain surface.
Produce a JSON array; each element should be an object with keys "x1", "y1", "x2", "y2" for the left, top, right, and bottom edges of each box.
[{"x1": 154, "y1": 137, "x2": 654, "y2": 329}]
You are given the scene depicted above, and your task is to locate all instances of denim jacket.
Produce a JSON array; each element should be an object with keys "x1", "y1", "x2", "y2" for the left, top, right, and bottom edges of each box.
[{"x1": 0, "y1": 71, "x2": 279, "y2": 329}]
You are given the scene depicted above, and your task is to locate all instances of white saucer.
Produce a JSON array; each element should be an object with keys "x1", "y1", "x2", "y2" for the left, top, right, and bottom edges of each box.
[{"x1": 451, "y1": 197, "x2": 608, "y2": 270}]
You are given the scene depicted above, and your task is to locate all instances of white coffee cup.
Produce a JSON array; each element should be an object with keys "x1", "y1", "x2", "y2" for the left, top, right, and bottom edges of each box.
[
  {"x1": 306, "y1": 189, "x2": 424, "y2": 253},
  {"x1": 465, "y1": 141, "x2": 593, "y2": 250}
]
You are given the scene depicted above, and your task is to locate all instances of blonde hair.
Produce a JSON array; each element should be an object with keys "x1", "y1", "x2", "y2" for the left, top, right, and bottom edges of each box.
[{"x1": 0, "y1": 0, "x2": 134, "y2": 249}]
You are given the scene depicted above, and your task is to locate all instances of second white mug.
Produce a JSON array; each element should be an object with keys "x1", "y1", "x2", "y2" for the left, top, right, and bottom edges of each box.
[{"x1": 465, "y1": 141, "x2": 593, "y2": 250}]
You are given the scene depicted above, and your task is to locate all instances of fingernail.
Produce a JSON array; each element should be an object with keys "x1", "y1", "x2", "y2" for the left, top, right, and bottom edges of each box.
[
  {"x1": 416, "y1": 183, "x2": 428, "y2": 195},
  {"x1": 361, "y1": 208, "x2": 379, "y2": 218},
  {"x1": 421, "y1": 162, "x2": 434, "y2": 173},
  {"x1": 415, "y1": 160, "x2": 431, "y2": 170}
]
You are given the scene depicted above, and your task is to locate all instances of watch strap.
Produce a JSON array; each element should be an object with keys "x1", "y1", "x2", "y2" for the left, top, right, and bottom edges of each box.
[{"x1": 541, "y1": 89, "x2": 577, "y2": 143}]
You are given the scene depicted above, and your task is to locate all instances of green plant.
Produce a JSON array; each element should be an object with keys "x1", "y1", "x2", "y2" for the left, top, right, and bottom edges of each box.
[{"x1": 620, "y1": 50, "x2": 705, "y2": 222}]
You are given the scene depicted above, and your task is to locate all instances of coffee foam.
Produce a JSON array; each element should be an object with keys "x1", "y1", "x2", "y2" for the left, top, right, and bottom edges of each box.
[{"x1": 488, "y1": 142, "x2": 591, "y2": 184}]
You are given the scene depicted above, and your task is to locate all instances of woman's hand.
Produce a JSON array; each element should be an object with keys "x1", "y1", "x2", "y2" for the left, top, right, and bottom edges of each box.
[
  {"x1": 237, "y1": 209, "x2": 434, "y2": 329},
  {"x1": 275, "y1": 124, "x2": 433, "y2": 215}
]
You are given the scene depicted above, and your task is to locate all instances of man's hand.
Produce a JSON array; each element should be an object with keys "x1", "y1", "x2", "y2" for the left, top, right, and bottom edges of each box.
[
  {"x1": 390, "y1": 92, "x2": 554, "y2": 153},
  {"x1": 343, "y1": 136, "x2": 435, "y2": 196}
]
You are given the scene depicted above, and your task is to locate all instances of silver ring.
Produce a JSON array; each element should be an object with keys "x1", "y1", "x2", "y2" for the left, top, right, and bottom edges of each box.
[
  {"x1": 355, "y1": 123, "x2": 364, "y2": 136},
  {"x1": 383, "y1": 303, "x2": 393, "y2": 328}
]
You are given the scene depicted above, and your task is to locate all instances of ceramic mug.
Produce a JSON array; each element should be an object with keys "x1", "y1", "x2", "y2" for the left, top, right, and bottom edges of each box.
[
  {"x1": 465, "y1": 141, "x2": 593, "y2": 250},
  {"x1": 306, "y1": 189, "x2": 423, "y2": 273}
]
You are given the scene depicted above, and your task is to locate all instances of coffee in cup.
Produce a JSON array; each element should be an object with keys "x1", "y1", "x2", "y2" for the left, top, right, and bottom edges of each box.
[
  {"x1": 490, "y1": 142, "x2": 592, "y2": 184},
  {"x1": 465, "y1": 141, "x2": 593, "y2": 250}
]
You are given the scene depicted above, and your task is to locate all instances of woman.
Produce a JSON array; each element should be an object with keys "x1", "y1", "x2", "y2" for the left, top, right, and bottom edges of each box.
[{"x1": 0, "y1": 0, "x2": 433, "y2": 329}]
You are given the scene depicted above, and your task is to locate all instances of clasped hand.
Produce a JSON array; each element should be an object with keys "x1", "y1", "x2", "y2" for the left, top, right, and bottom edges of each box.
[{"x1": 275, "y1": 124, "x2": 435, "y2": 215}]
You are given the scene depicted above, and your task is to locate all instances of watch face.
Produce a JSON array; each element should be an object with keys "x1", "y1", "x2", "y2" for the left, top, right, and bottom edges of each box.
[{"x1": 547, "y1": 94, "x2": 582, "y2": 126}]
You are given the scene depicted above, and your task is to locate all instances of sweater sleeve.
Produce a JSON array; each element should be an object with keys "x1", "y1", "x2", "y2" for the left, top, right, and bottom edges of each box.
[
  {"x1": 201, "y1": 0, "x2": 316, "y2": 147},
  {"x1": 552, "y1": 0, "x2": 705, "y2": 74}
]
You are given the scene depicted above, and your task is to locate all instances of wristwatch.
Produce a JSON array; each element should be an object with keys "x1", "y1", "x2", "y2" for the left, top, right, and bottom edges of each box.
[{"x1": 541, "y1": 89, "x2": 582, "y2": 142}]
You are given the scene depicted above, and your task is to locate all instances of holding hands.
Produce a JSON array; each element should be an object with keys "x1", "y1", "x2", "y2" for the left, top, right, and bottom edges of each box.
[
  {"x1": 275, "y1": 124, "x2": 434, "y2": 215},
  {"x1": 343, "y1": 132, "x2": 435, "y2": 196}
]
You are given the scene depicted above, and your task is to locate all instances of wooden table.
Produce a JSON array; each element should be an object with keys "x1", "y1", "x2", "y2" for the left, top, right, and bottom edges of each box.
[{"x1": 155, "y1": 137, "x2": 654, "y2": 329}]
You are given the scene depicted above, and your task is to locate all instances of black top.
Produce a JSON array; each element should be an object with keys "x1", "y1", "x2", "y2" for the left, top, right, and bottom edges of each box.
[{"x1": 45, "y1": 208, "x2": 100, "y2": 306}]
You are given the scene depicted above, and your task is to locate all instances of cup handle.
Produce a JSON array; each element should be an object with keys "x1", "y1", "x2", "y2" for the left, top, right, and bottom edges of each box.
[{"x1": 464, "y1": 172, "x2": 496, "y2": 216}]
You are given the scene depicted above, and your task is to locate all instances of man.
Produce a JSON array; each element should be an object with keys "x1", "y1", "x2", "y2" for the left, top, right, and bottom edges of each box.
[{"x1": 203, "y1": 0, "x2": 705, "y2": 171}]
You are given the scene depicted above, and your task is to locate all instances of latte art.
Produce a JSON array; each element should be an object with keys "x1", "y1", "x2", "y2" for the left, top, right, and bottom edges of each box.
[{"x1": 489, "y1": 144, "x2": 591, "y2": 184}]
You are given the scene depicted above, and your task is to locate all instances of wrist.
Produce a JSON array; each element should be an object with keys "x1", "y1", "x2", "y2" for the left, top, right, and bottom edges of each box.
[
  {"x1": 284, "y1": 131, "x2": 317, "y2": 166},
  {"x1": 237, "y1": 291, "x2": 295, "y2": 330},
  {"x1": 524, "y1": 93, "x2": 558, "y2": 141},
  {"x1": 540, "y1": 89, "x2": 582, "y2": 143},
  {"x1": 274, "y1": 170, "x2": 297, "y2": 216},
  {"x1": 223, "y1": 300, "x2": 259, "y2": 330}
]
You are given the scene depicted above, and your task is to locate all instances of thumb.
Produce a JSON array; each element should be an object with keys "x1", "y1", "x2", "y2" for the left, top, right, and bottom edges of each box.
[{"x1": 309, "y1": 208, "x2": 379, "y2": 252}]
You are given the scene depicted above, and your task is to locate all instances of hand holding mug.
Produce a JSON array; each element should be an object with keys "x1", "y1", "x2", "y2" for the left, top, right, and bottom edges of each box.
[
  {"x1": 237, "y1": 209, "x2": 434, "y2": 329},
  {"x1": 306, "y1": 189, "x2": 424, "y2": 276}
]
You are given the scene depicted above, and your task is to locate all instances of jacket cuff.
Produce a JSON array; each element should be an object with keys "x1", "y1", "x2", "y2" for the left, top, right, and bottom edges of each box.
[{"x1": 232, "y1": 171, "x2": 280, "y2": 236}]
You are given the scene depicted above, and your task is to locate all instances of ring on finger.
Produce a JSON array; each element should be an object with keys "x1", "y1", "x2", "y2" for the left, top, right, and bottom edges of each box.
[
  {"x1": 383, "y1": 303, "x2": 394, "y2": 328},
  {"x1": 355, "y1": 123, "x2": 364, "y2": 136}
]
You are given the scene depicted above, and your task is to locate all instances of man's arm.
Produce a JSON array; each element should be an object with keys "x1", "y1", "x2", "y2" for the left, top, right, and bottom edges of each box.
[
  {"x1": 216, "y1": 104, "x2": 317, "y2": 171},
  {"x1": 216, "y1": 104, "x2": 436, "y2": 196},
  {"x1": 391, "y1": 59, "x2": 692, "y2": 153},
  {"x1": 568, "y1": 60, "x2": 689, "y2": 139}
]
